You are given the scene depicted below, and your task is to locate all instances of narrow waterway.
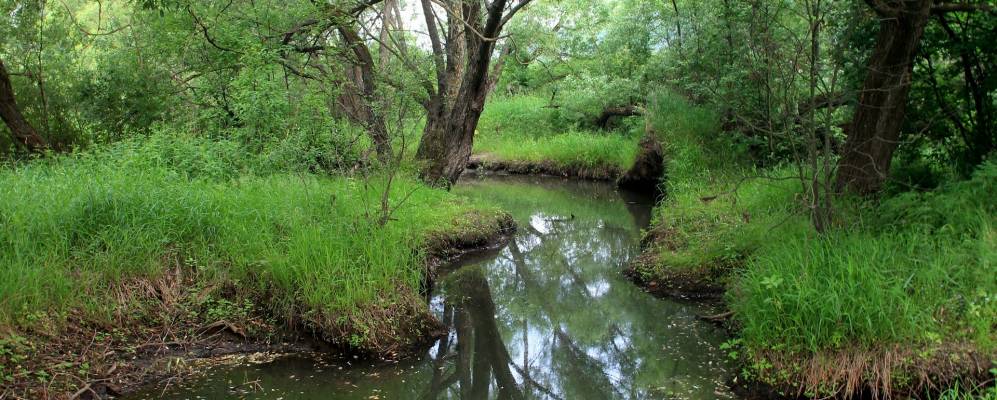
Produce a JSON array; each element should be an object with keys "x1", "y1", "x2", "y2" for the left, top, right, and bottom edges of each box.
[{"x1": 128, "y1": 175, "x2": 738, "y2": 399}]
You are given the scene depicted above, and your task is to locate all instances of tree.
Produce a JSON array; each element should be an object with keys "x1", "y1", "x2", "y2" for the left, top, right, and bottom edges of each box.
[
  {"x1": 834, "y1": 0, "x2": 933, "y2": 195},
  {"x1": 414, "y1": 0, "x2": 533, "y2": 186},
  {"x1": 836, "y1": 0, "x2": 995, "y2": 194},
  {"x1": 0, "y1": 58, "x2": 47, "y2": 152},
  {"x1": 335, "y1": 21, "x2": 393, "y2": 165}
]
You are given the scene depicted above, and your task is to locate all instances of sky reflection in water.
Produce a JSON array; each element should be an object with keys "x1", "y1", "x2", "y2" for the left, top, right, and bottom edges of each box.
[{"x1": 130, "y1": 175, "x2": 738, "y2": 400}]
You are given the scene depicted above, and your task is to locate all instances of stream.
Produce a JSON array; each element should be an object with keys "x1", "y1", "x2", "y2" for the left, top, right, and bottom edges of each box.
[{"x1": 127, "y1": 175, "x2": 739, "y2": 399}]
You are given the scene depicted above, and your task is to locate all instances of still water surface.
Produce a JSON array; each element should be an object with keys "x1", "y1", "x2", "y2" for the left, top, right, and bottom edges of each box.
[{"x1": 128, "y1": 175, "x2": 737, "y2": 399}]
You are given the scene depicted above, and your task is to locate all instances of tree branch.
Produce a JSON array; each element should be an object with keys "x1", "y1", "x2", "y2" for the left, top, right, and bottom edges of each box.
[
  {"x1": 187, "y1": 6, "x2": 242, "y2": 54},
  {"x1": 499, "y1": 0, "x2": 533, "y2": 29},
  {"x1": 931, "y1": 2, "x2": 996, "y2": 14},
  {"x1": 420, "y1": 0, "x2": 447, "y2": 95}
]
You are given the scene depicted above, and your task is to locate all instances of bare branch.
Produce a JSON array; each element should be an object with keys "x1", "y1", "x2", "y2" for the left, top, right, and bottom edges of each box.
[
  {"x1": 499, "y1": 0, "x2": 533, "y2": 29},
  {"x1": 421, "y1": 0, "x2": 448, "y2": 93}
]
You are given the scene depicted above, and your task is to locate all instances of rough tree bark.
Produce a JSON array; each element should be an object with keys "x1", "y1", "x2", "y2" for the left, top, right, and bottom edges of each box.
[
  {"x1": 595, "y1": 105, "x2": 643, "y2": 129},
  {"x1": 414, "y1": 0, "x2": 532, "y2": 187},
  {"x1": 336, "y1": 24, "x2": 392, "y2": 164},
  {"x1": 0, "y1": 58, "x2": 48, "y2": 152},
  {"x1": 834, "y1": 0, "x2": 932, "y2": 194}
]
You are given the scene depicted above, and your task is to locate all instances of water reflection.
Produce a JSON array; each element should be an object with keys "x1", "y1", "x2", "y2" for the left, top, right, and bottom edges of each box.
[{"x1": 128, "y1": 175, "x2": 737, "y2": 400}]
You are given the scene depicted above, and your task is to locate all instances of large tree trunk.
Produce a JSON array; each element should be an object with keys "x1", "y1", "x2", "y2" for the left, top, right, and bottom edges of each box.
[
  {"x1": 0, "y1": 59, "x2": 48, "y2": 152},
  {"x1": 417, "y1": 92, "x2": 486, "y2": 186},
  {"x1": 835, "y1": 0, "x2": 932, "y2": 194},
  {"x1": 415, "y1": 0, "x2": 514, "y2": 186}
]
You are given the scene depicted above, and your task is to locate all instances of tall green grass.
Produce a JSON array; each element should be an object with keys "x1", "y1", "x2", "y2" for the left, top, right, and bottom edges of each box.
[
  {"x1": 473, "y1": 95, "x2": 640, "y2": 172},
  {"x1": 933, "y1": 380, "x2": 997, "y2": 400},
  {"x1": 0, "y1": 135, "x2": 488, "y2": 333},
  {"x1": 475, "y1": 131, "x2": 638, "y2": 171},
  {"x1": 641, "y1": 90, "x2": 795, "y2": 273},
  {"x1": 734, "y1": 163, "x2": 996, "y2": 352},
  {"x1": 644, "y1": 89, "x2": 996, "y2": 393}
]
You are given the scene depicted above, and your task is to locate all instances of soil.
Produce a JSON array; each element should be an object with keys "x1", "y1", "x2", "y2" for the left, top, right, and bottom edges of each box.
[
  {"x1": 0, "y1": 211, "x2": 518, "y2": 400},
  {"x1": 617, "y1": 134, "x2": 665, "y2": 196},
  {"x1": 623, "y1": 251, "x2": 728, "y2": 300},
  {"x1": 623, "y1": 226, "x2": 730, "y2": 300},
  {"x1": 465, "y1": 154, "x2": 624, "y2": 181}
]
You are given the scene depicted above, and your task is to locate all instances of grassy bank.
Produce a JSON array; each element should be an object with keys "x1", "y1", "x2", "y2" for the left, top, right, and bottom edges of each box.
[
  {"x1": 472, "y1": 95, "x2": 640, "y2": 179},
  {"x1": 0, "y1": 134, "x2": 512, "y2": 396},
  {"x1": 631, "y1": 91, "x2": 996, "y2": 398}
]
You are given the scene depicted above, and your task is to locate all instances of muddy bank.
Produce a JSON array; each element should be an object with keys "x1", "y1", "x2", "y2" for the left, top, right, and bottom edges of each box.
[
  {"x1": 466, "y1": 154, "x2": 624, "y2": 181},
  {"x1": 0, "y1": 211, "x2": 516, "y2": 400},
  {"x1": 623, "y1": 252, "x2": 728, "y2": 301},
  {"x1": 751, "y1": 343, "x2": 993, "y2": 399}
]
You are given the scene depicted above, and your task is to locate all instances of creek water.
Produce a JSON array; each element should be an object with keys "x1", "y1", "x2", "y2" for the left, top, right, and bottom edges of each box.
[{"x1": 127, "y1": 175, "x2": 738, "y2": 400}]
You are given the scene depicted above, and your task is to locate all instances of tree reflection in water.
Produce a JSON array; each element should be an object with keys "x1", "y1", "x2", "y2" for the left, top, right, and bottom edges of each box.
[
  {"x1": 420, "y1": 175, "x2": 737, "y2": 400},
  {"x1": 131, "y1": 176, "x2": 736, "y2": 400}
]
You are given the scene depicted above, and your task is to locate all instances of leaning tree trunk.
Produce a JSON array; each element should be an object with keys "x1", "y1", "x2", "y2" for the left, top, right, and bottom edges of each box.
[
  {"x1": 835, "y1": 0, "x2": 932, "y2": 195},
  {"x1": 0, "y1": 59, "x2": 47, "y2": 152},
  {"x1": 415, "y1": 0, "x2": 509, "y2": 186}
]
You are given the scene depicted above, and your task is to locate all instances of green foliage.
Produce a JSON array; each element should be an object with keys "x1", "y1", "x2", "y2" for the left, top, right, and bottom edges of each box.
[
  {"x1": 477, "y1": 95, "x2": 566, "y2": 137},
  {"x1": 647, "y1": 90, "x2": 730, "y2": 178},
  {"x1": 735, "y1": 217, "x2": 995, "y2": 352},
  {"x1": 475, "y1": 95, "x2": 639, "y2": 172},
  {"x1": 906, "y1": 7, "x2": 997, "y2": 176},
  {"x1": 933, "y1": 369, "x2": 997, "y2": 400},
  {"x1": 498, "y1": 0, "x2": 667, "y2": 127},
  {"x1": 643, "y1": 89, "x2": 995, "y2": 394},
  {"x1": 0, "y1": 135, "x2": 491, "y2": 332},
  {"x1": 876, "y1": 161, "x2": 997, "y2": 236},
  {"x1": 637, "y1": 90, "x2": 799, "y2": 283},
  {"x1": 0, "y1": 335, "x2": 31, "y2": 383}
]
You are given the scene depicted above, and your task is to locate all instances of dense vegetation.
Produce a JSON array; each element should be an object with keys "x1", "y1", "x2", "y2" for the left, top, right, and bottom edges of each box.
[{"x1": 1, "y1": 0, "x2": 994, "y2": 398}]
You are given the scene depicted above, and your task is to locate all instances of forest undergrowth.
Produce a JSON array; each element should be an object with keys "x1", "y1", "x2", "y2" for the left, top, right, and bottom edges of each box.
[{"x1": 630, "y1": 91, "x2": 996, "y2": 399}]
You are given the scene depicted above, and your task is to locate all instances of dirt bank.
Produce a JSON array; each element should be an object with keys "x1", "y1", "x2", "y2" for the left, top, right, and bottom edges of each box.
[
  {"x1": 623, "y1": 227, "x2": 732, "y2": 300},
  {"x1": 466, "y1": 154, "x2": 624, "y2": 181},
  {"x1": 0, "y1": 211, "x2": 517, "y2": 400}
]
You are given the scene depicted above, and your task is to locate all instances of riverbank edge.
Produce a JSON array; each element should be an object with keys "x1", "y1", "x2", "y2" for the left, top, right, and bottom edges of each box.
[
  {"x1": 2, "y1": 210, "x2": 517, "y2": 399},
  {"x1": 624, "y1": 217, "x2": 995, "y2": 399},
  {"x1": 466, "y1": 153, "x2": 624, "y2": 181},
  {"x1": 623, "y1": 227, "x2": 728, "y2": 300}
]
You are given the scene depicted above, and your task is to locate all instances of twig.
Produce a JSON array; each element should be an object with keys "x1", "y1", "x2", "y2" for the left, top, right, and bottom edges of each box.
[{"x1": 699, "y1": 310, "x2": 734, "y2": 322}]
